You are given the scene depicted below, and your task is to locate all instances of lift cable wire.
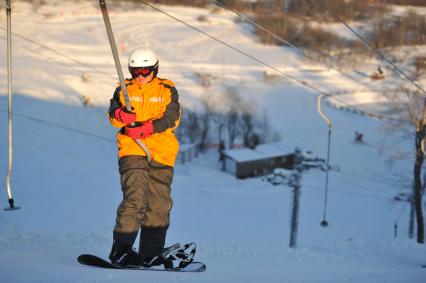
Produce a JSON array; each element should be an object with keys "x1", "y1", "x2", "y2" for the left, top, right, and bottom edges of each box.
[
  {"x1": 317, "y1": 0, "x2": 426, "y2": 97},
  {"x1": 214, "y1": 0, "x2": 297, "y2": 49},
  {"x1": 0, "y1": 34, "x2": 114, "y2": 89},
  {"x1": 0, "y1": 26, "x2": 116, "y2": 80},
  {"x1": 0, "y1": 4, "x2": 414, "y2": 130},
  {"x1": 141, "y1": 1, "x2": 321, "y2": 93},
  {"x1": 139, "y1": 1, "x2": 413, "y2": 210},
  {"x1": 0, "y1": 3, "x2": 412, "y2": 126},
  {"x1": 191, "y1": 162, "x2": 402, "y2": 201},
  {"x1": 140, "y1": 0, "x2": 409, "y2": 125},
  {"x1": 0, "y1": 5, "x2": 410, "y2": 125},
  {"x1": 213, "y1": 0, "x2": 372, "y2": 92},
  {"x1": 0, "y1": 107, "x2": 404, "y2": 190},
  {"x1": 0, "y1": 108, "x2": 115, "y2": 143}
]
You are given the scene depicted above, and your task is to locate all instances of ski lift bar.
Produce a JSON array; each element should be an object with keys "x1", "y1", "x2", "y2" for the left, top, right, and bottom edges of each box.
[
  {"x1": 4, "y1": 0, "x2": 20, "y2": 211},
  {"x1": 317, "y1": 94, "x2": 332, "y2": 227},
  {"x1": 98, "y1": 0, "x2": 152, "y2": 161}
]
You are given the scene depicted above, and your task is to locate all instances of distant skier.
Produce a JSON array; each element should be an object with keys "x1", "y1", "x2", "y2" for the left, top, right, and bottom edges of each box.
[
  {"x1": 371, "y1": 65, "x2": 385, "y2": 80},
  {"x1": 107, "y1": 47, "x2": 181, "y2": 267},
  {"x1": 354, "y1": 131, "x2": 364, "y2": 143},
  {"x1": 377, "y1": 65, "x2": 383, "y2": 75}
]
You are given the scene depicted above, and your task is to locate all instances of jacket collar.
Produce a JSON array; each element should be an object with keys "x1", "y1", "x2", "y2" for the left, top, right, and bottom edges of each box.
[{"x1": 131, "y1": 76, "x2": 157, "y2": 87}]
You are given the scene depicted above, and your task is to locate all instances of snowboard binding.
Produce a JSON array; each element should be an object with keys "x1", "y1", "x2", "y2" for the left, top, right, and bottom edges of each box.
[{"x1": 163, "y1": 242, "x2": 197, "y2": 269}]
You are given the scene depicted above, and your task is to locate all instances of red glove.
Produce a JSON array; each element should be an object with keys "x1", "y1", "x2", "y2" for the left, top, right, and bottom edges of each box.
[
  {"x1": 114, "y1": 108, "x2": 136, "y2": 124},
  {"x1": 125, "y1": 121, "x2": 154, "y2": 139}
]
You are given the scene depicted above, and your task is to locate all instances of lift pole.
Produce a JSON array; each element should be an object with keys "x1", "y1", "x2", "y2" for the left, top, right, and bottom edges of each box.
[{"x1": 4, "y1": 0, "x2": 20, "y2": 211}]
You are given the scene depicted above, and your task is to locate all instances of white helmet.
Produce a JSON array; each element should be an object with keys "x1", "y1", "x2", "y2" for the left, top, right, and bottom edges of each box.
[{"x1": 128, "y1": 47, "x2": 159, "y2": 68}]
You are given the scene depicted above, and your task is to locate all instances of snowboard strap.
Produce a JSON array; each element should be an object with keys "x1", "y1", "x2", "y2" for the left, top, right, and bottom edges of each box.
[{"x1": 163, "y1": 242, "x2": 196, "y2": 269}]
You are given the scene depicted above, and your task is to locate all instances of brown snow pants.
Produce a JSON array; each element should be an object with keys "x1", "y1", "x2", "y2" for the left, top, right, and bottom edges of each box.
[{"x1": 113, "y1": 155, "x2": 174, "y2": 245}]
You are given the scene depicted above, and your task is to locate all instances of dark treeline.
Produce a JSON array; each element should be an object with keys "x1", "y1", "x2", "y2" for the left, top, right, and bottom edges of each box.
[{"x1": 176, "y1": 88, "x2": 279, "y2": 152}]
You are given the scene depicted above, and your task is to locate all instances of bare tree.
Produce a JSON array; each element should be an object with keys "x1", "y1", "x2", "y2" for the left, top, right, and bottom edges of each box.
[
  {"x1": 242, "y1": 113, "x2": 255, "y2": 147},
  {"x1": 177, "y1": 92, "x2": 281, "y2": 155},
  {"x1": 224, "y1": 86, "x2": 242, "y2": 149},
  {"x1": 414, "y1": 56, "x2": 426, "y2": 79},
  {"x1": 387, "y1": 88, "x2": 425, "y2": 243},
  {"x1": 198, "y1": 95, "x2": 216, "y2": 152},
  {"x1": 240, "y1": 100, "x2": 263, "y2": 149},
  {"x1": 210, "y1": 110, "x2": 226, "y2": 146},
  {"x1": 227, "y1": 110, "x2": 239, "y2": 149},
  {"x1": 414, "y1": 97, "x2": 426, "y2": 244},
  {"x1": 179, "y1": 108, "x2": 200, "y2": 144}
]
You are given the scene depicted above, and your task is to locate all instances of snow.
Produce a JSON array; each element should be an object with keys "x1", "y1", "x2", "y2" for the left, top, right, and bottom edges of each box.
[
  {"x1": 223, "y1": 142, "x2": 291, "y2": 162},
  {"x1": 224, "y1": 147, "x2": 265, "y2": 161},
  {"x1": 0, "y1": 1, "x2": 425, "y2": 282},
  {"x1": 390, "y1": 4, "x2": 426, "y2": 16}
]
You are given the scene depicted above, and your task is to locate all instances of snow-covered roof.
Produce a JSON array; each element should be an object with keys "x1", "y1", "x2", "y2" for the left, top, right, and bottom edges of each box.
[{"x1": 223, "y1": 143, "x2": 292, "y2": 162}]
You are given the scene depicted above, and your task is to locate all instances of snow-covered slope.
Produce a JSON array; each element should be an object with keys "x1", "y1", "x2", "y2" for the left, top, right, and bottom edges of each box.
[{"x1": 0, "y1": 1, "x2": 425, "y2": 282}]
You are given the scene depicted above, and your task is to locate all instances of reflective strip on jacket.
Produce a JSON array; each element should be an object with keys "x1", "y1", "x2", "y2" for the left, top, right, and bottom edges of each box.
[{"x1": 108, "y1": 77, "x2": 181, "y2": 167}]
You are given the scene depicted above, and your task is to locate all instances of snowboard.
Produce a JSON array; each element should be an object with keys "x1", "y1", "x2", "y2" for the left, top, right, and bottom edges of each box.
[{"x1": 77, "y1": 254, "x2": 206, "y2": 272}]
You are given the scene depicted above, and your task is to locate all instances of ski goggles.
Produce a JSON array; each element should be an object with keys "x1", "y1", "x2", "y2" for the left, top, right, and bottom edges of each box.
[{"x1": 129, "y1": 66, "x2": 156, "y2": 78}]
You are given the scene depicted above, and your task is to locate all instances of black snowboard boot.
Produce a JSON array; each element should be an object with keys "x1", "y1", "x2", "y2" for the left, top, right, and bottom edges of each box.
[
  {"x1": 139, "y1": 227, "x2": 167, "y2": 267},
  {"x1": 109, "y1": 240, "x2": 144, "y2": 267}
]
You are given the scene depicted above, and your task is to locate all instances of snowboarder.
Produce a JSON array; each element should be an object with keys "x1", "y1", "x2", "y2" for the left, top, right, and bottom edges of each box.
[{"x1": 107, "y1": 47, "x2": 181, "y2": 267}]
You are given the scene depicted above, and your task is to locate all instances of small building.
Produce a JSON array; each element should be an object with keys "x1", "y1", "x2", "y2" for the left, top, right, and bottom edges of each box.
[{"x1": 222, "y1": 143, "x2": 294, "y2": 179}]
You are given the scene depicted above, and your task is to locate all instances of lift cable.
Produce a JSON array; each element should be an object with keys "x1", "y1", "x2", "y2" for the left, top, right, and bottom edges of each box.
[
  {"x1": 140, "y1": 0, "x2": 409, "y2": 125},
  {"x1": 213, "y1": 0, "x2": 373, "y2": 93},
  {"x1": 317, "y1": 0, "x2": 426, "y2": 97}
]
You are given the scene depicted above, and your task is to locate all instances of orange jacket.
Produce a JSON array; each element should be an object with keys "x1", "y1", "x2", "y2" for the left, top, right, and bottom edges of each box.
[{"x1": 108, "y1": 77, "x2": 181, "y2": 166}]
